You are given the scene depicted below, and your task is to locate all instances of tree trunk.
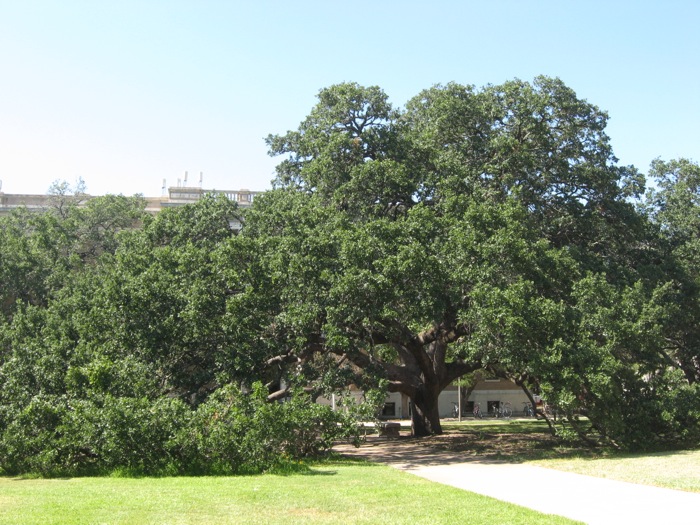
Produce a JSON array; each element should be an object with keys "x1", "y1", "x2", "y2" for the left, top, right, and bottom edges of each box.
[{"x1": 410, "y1": 387, "x2": 442, "y2": 436}]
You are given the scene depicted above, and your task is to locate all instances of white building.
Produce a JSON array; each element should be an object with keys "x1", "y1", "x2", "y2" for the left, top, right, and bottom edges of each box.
[{"x1": 319, "y1": 378, "x2": 533, "y2": 419}]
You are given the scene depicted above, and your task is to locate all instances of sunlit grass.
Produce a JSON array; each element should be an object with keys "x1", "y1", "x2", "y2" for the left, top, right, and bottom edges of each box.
[
  {"x1": 530, "y1": 450, "x2": 700, "y2": 492},
  {"x1": 415, "y1": 418, "x2": 700, "y2": 493},
  {"x1": 0, "y1": 461, "x2": 581, "y2": 525},
  {"x1": 441, "y1": 418, "x2": 552, "y2": 434}
]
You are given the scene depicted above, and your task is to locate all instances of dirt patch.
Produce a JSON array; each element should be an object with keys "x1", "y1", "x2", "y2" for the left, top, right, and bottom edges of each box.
[{"x1": 335, "y1": 423, "x2": 590, "y2": 468}]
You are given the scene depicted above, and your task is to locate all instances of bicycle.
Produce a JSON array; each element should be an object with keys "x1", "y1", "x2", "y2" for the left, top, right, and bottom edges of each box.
[
  {"x1": 451, "y1": 402, "x2": 459, "y2": 418},
  {"x1": 473, "y1": 403, "x2": 483, "y2": 419},
  {"x1": 522, "y1": 402, "x2": 534, "y2": 417},
  {"x1": 492, "y1": 402, "x2": 512, "y2": 419},
  {"x1": 501, "y1": 402, "x2": 512, "y2": 419}
]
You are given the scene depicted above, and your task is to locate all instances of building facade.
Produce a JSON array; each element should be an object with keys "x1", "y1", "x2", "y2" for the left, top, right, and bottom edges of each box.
[
  {"x1": 318, "y1": 379, "x2": 532, "y2": 420},
  {"x1": 0, "y1": 186, "x2": 262, "y2": 217}
]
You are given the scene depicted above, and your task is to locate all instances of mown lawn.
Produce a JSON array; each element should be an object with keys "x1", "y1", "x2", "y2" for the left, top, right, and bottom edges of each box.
[
  {"x1": 531, "y1": 449, "x2": 700, "y2": 492},
  {"x1": 0, "y1": 461, "x2": 580, "y2": 525},
  {"x1": 437, "y1": 418, "x2": 700, "y2": 492}
]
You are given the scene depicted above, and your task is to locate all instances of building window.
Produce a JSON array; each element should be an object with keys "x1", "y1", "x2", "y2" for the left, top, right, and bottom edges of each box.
[{"x1": 381, "y1": 402, "x2": 396, "y2": 417}]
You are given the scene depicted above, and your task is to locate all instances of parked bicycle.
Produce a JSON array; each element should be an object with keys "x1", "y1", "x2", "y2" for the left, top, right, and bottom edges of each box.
[
  {"x1": 451, "y1": 402, "x2": 459, "y2": 418},
  {"x1": 492, "y1": 401, "x2": 512, "y2": 419},
  {"x1": 473, "y1": 402, "x2": 483, "y2": 419},
  {"x1": 503, "y1": 402, "x2": 513, "y2": 418},
  {"x1": 522, "y1": 402, "x2": 534, "y2": 417}
]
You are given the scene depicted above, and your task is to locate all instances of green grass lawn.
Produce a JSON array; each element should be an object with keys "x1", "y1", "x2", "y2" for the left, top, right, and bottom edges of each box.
[
  {"x1": 530, "y1": 450, "x2": 700, "y2": 492},
  {"x1": 0, "y1": 461, "x2": 581, "y2": 525},
  {"x1": 440, "y1": 418, "x2": 700, "y2": 492},
  {"x1": 4, "y1": 418, "x2": 698, "y2": 524}
]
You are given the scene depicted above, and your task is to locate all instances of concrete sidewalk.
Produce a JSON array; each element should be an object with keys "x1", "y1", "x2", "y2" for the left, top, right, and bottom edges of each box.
[
  {"x1": 335, "y1": 439, "x2": 700, "y2": 524},
  {"x1": 410, "y1": 461, "x2": 700, "y2": 524}
]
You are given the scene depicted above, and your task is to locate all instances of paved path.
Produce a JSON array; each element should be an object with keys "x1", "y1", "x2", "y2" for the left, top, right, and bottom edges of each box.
[{"x1": 335, "y1": 438, "x2": 700, "y2": 524}]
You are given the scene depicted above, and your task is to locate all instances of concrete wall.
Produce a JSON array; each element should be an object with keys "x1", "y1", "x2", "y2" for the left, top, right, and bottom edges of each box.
[
  {"x1": 319, "y1": 379, "x2": 531, "y2": 419},
  {"x1": 0, "y1": 187, "x2": 262, "y2": 217},
  {"x1": 436, "y1": 380, "x2": 530, "y2": 417},
  {"x1": 0, "y1": 192, "x2": 50, "y2": 214}
]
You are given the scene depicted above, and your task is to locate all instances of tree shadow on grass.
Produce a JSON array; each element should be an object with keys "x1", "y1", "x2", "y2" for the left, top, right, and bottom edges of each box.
[{"x1": 333, "y1": 424, "x2": 601, "y2": 470}]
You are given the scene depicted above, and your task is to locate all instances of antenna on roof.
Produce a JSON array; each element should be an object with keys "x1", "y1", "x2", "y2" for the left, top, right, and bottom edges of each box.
[
  {"x1": 161, "y1": 179, "x2": 166, "y2": 196},
  {"x1": 184, "y1": 171, "x2": 188, "y2": 186},
  {"x1": 199, "y1": 172, "x2": 203, "y2": 188}
]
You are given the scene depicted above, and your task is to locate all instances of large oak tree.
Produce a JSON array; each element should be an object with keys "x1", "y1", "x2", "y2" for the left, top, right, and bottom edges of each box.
[{"x1": 240, "y1": 77, "x2": 648, "y2": 436}]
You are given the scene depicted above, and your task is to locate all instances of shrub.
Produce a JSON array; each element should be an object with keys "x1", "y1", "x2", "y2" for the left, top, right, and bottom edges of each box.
[
  {"x1": 0, "y1": 383, "x2": 364, "y2": 476},
  {"x1": 177, "y1": 383, "x2": 362, "y2": 474}
]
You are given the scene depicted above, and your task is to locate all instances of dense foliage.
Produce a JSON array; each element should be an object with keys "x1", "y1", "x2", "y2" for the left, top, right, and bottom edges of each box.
[
  {"x1": 256, "y1": 77, "x2": 699, "y2": 442},
  {"x1": 0, "y1": 192, "x2": 368, "y2": 476},
  {"x1": 1, "y1": 78, "x2": 699, "y2": 476}
]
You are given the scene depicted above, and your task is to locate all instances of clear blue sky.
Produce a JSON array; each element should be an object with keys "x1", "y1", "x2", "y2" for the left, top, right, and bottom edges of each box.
[{"x1": 1, "y1": 1, "x2": 698, "y2": 197}]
